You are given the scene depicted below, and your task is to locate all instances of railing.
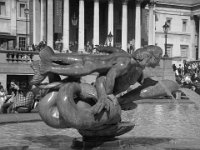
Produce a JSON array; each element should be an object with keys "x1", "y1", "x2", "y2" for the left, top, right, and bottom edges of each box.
[{"x1": 0, "y1": 49, "x2": 39, "y2": 62}]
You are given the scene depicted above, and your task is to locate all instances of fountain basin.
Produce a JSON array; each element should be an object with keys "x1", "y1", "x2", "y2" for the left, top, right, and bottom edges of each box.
[{"x1": 0, "y1": 99, "x2": 200, "y2": 150}]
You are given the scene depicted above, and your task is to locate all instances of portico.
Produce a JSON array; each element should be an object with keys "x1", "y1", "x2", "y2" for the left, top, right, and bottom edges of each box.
[{"x1": 33, "y1": 0, "x2": 151, "y2": 53}]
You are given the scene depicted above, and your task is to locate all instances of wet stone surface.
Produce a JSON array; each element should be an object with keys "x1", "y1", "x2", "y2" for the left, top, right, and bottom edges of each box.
[{"x1": 1, "y1": 103, "x2": 200, "y2": 150}]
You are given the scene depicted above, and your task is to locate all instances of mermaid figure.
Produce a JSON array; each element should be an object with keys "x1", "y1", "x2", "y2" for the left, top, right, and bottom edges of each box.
[{"x1": 30, "y1": 45, "x2": 179, "y2": 138}]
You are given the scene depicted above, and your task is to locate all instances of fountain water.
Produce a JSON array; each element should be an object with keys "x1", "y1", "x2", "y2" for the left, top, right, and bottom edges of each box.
[{"x1": 179, "y1": 88, "x2": 200, "y2": 108}]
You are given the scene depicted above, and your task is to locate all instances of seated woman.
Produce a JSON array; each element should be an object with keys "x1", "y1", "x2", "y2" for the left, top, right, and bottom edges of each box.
[
  {"x1": 1, "y1": 81, "x2": 36, "y2": 113},
  {"x1": 13, "y1": 85, "x2": 36, "y2": 113}
]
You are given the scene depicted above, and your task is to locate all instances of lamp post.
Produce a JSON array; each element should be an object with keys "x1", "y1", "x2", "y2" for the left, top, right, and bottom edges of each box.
[
  {"x1": 71, "y1": 13, "x2": 78, "y2": 26},
  {"x1": 24, "y1": 5, "x2": 29, "y2": 51},
  {"x1": 163, "y1": 21, "x2": 169, "y2": 57},
  {"x1": 107, "y1": 31, "x2": 113, "y2": 46}
]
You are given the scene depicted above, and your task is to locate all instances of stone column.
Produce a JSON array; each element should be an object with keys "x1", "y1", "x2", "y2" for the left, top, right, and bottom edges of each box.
[
  {"x1": 135, "y1": 0, "x2": 141, "y2": 49},
  {"x1": 199, "y1": 17, "x2": 200, "y2": 59},
  {"x1": 10, "y1": 0, "x2": 17, "y2": 36},
  {"x1": 148, "y1": 1, "x2": 155, "y2": 45},
  {"x1": 122, "y1": 0, "x2": 128, "y2": 51},
  {"x1": 47, "y1": 0, "x2": 53, "y2": 48},
  {"x1": 33, "y1": 0, "x2": 37, "y2": 44},
  {"x1": 93, "y1": 0, "x2": 99, "y2": 46},
  {"x1": 78, "y1": 0, "x2": 85, "y2": 52},
  {"x1": 62, "y1": 0, "x2": 70, "y2": 52},
  {"x1": 190, "y1": 16, "x2": 196, "y2": 60},
  {"x1": 40, "y1": 0, "x2": 47, "y2": 42},
  {"x1": 108, "y1": 0, "x2": 114, "y2": 46}
]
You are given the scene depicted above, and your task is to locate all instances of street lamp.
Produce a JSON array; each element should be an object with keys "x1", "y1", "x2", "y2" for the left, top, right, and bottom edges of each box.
[
  {"x1": 107, "y1": 31, "x2": 113, "y2": 46},
  {"x1": 71, "y1": 13, "x2": 78, "y2": 26},
  {"x1": 163, "y1": 21, "x2": 169, "y2": 57},
  {"x1": 24, "y1": 5, "x2": 29, "y2": 51}
]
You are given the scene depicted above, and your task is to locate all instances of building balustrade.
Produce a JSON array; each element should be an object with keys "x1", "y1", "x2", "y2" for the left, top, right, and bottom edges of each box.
[{"x1": 0, "y1": 49, "x2": 39, "y2": 63}]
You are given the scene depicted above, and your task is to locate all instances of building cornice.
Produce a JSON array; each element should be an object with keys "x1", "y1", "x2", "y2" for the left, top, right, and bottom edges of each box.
[
  {"x1": 191, "y1": 5, "x2": 200, "y2": 11},
  {"x1": 156, "y1": 3, "x2": 192, "y2": 11},
  {"x1": 156, "y1": 0, "x2": 200, "y2": 8},
  {"x1": 156, "y1": 2, "x2": 200, "y2": 16},
  {"x1": 156, "y1": 31, "x2": 191, "y2": 37}
]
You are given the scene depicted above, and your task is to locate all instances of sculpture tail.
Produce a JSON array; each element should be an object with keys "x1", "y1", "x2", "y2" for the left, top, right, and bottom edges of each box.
[
  {"x1": 39, "y1": 46, "x2": 54, "y2": 64},
  {"x1": 30, "y1": 60, "x2": 46, "y2": 85},
  {"x1": 56, "y1": 83, "x2": 121, "y2": 129},
  {"x1": 39, "y1": 60, "x2": 51, "y2": 75},
  {"x1": 35, "y1": 46, "x2": 52, "y2": 75},
  {"x1": 38, "y1": 91, "x2": 69, "y2": 128},
  {"x1": 38, "y1": 82, "x2": 133, "y2": 136},
  {"x1": 140, "y1": 79, "x2": 180, "y2": 98}
]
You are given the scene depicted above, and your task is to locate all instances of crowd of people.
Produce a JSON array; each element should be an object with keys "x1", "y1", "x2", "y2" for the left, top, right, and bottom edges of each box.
[
  {"x1": 173, "y1": 60, "x2": 200, "y2": 94},
  {"x1": 0, "y1": 81, "x2": 42, "y2": 114}
]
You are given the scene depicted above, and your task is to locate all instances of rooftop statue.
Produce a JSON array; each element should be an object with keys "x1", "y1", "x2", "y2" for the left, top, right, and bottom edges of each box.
[{"x1": 30, "y1": 45, "x2": 179, "y2": 143}]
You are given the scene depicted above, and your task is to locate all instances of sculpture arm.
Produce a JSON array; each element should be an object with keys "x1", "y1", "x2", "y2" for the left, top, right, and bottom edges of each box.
[
  {"x1": 92, "y1": 60, "x2": 129, "y2": 114},
  {"x1": 92, "y1": 76, "x2": 111, "y2": 114},
  {"x1": 105, "y1": 60, "x2": 129, "y2": 94},
  {"x1": 95, "y1": 76, "x2": 107, "y2": 101}
]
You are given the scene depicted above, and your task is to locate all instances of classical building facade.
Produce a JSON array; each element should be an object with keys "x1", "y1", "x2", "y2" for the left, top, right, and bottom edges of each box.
[
  {"x1": 0, "y1": 0, "x2": 37, "y2": 90},
  {"x1": 0, "y1": 0, "x2": 30, "y2": 50},
  {"x1": 31, "y1": 0, "x2": 151, "y2": 52},
  {"x1": 0, "y1": 0, "x2": 151, "y2": 90},
  {"x1": 30, "y1": 0, "x2": 200, "y2": 63},
  {"x1": 154, "y1": 0, "x2": 200, "y2": 65},
  {"x1": 1, "y1": 0, "x2": 200, "y2": 89}
]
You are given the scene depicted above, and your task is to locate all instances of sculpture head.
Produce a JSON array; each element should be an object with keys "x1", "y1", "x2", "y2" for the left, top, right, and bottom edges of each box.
[{"x1": 132, "y1": 45, "x2": 163, "y2": 68}]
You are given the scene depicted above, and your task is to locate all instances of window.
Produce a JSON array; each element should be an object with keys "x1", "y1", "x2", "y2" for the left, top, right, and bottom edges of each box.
[
  {"x1": 180, "y1": 45, "x2": 188, "y2": 58},
  {"x1": 166, "y1": 44, "x2": 173, "y2": 57},
  {"x1": 19, "y1": 37, "x2": 26, "y2": 50},
  {"x1": 19, "y1": 3, "x2": 25, "y2": 17},
  {"x1": 0, "y1": 39, "x2": 7, "y2": 50},
  {"x1": 0, "y1": 1, "x2": 6, "y2": 16},
  {"x1": 166, "y1": 18, "x2": 172, "y2": 31},
  {"x1": 182, "y1": 19, "x2": 187, "y2": 32}
]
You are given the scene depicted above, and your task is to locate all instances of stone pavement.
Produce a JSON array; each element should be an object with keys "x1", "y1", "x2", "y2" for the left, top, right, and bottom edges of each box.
[{"x1": 0, "y1": 113, "x2": 41, "y2": 125}]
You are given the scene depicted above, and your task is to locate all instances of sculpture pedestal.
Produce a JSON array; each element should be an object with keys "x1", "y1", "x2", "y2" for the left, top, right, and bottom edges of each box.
[
  {"x1": 72, "y1": 122, "x2": 135, "y2": 149},
  {"x1": 148, "y1": 57, "x2": 175, "y2": 81},
  {"x1": 160, "y1": 57, "x2": 175, "y2": 81}
]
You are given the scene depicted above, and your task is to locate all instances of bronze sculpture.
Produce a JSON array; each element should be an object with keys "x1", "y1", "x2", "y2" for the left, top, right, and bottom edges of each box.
[{"x1": 30, "y1": 45, "x2": 179, "y2": 141}]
